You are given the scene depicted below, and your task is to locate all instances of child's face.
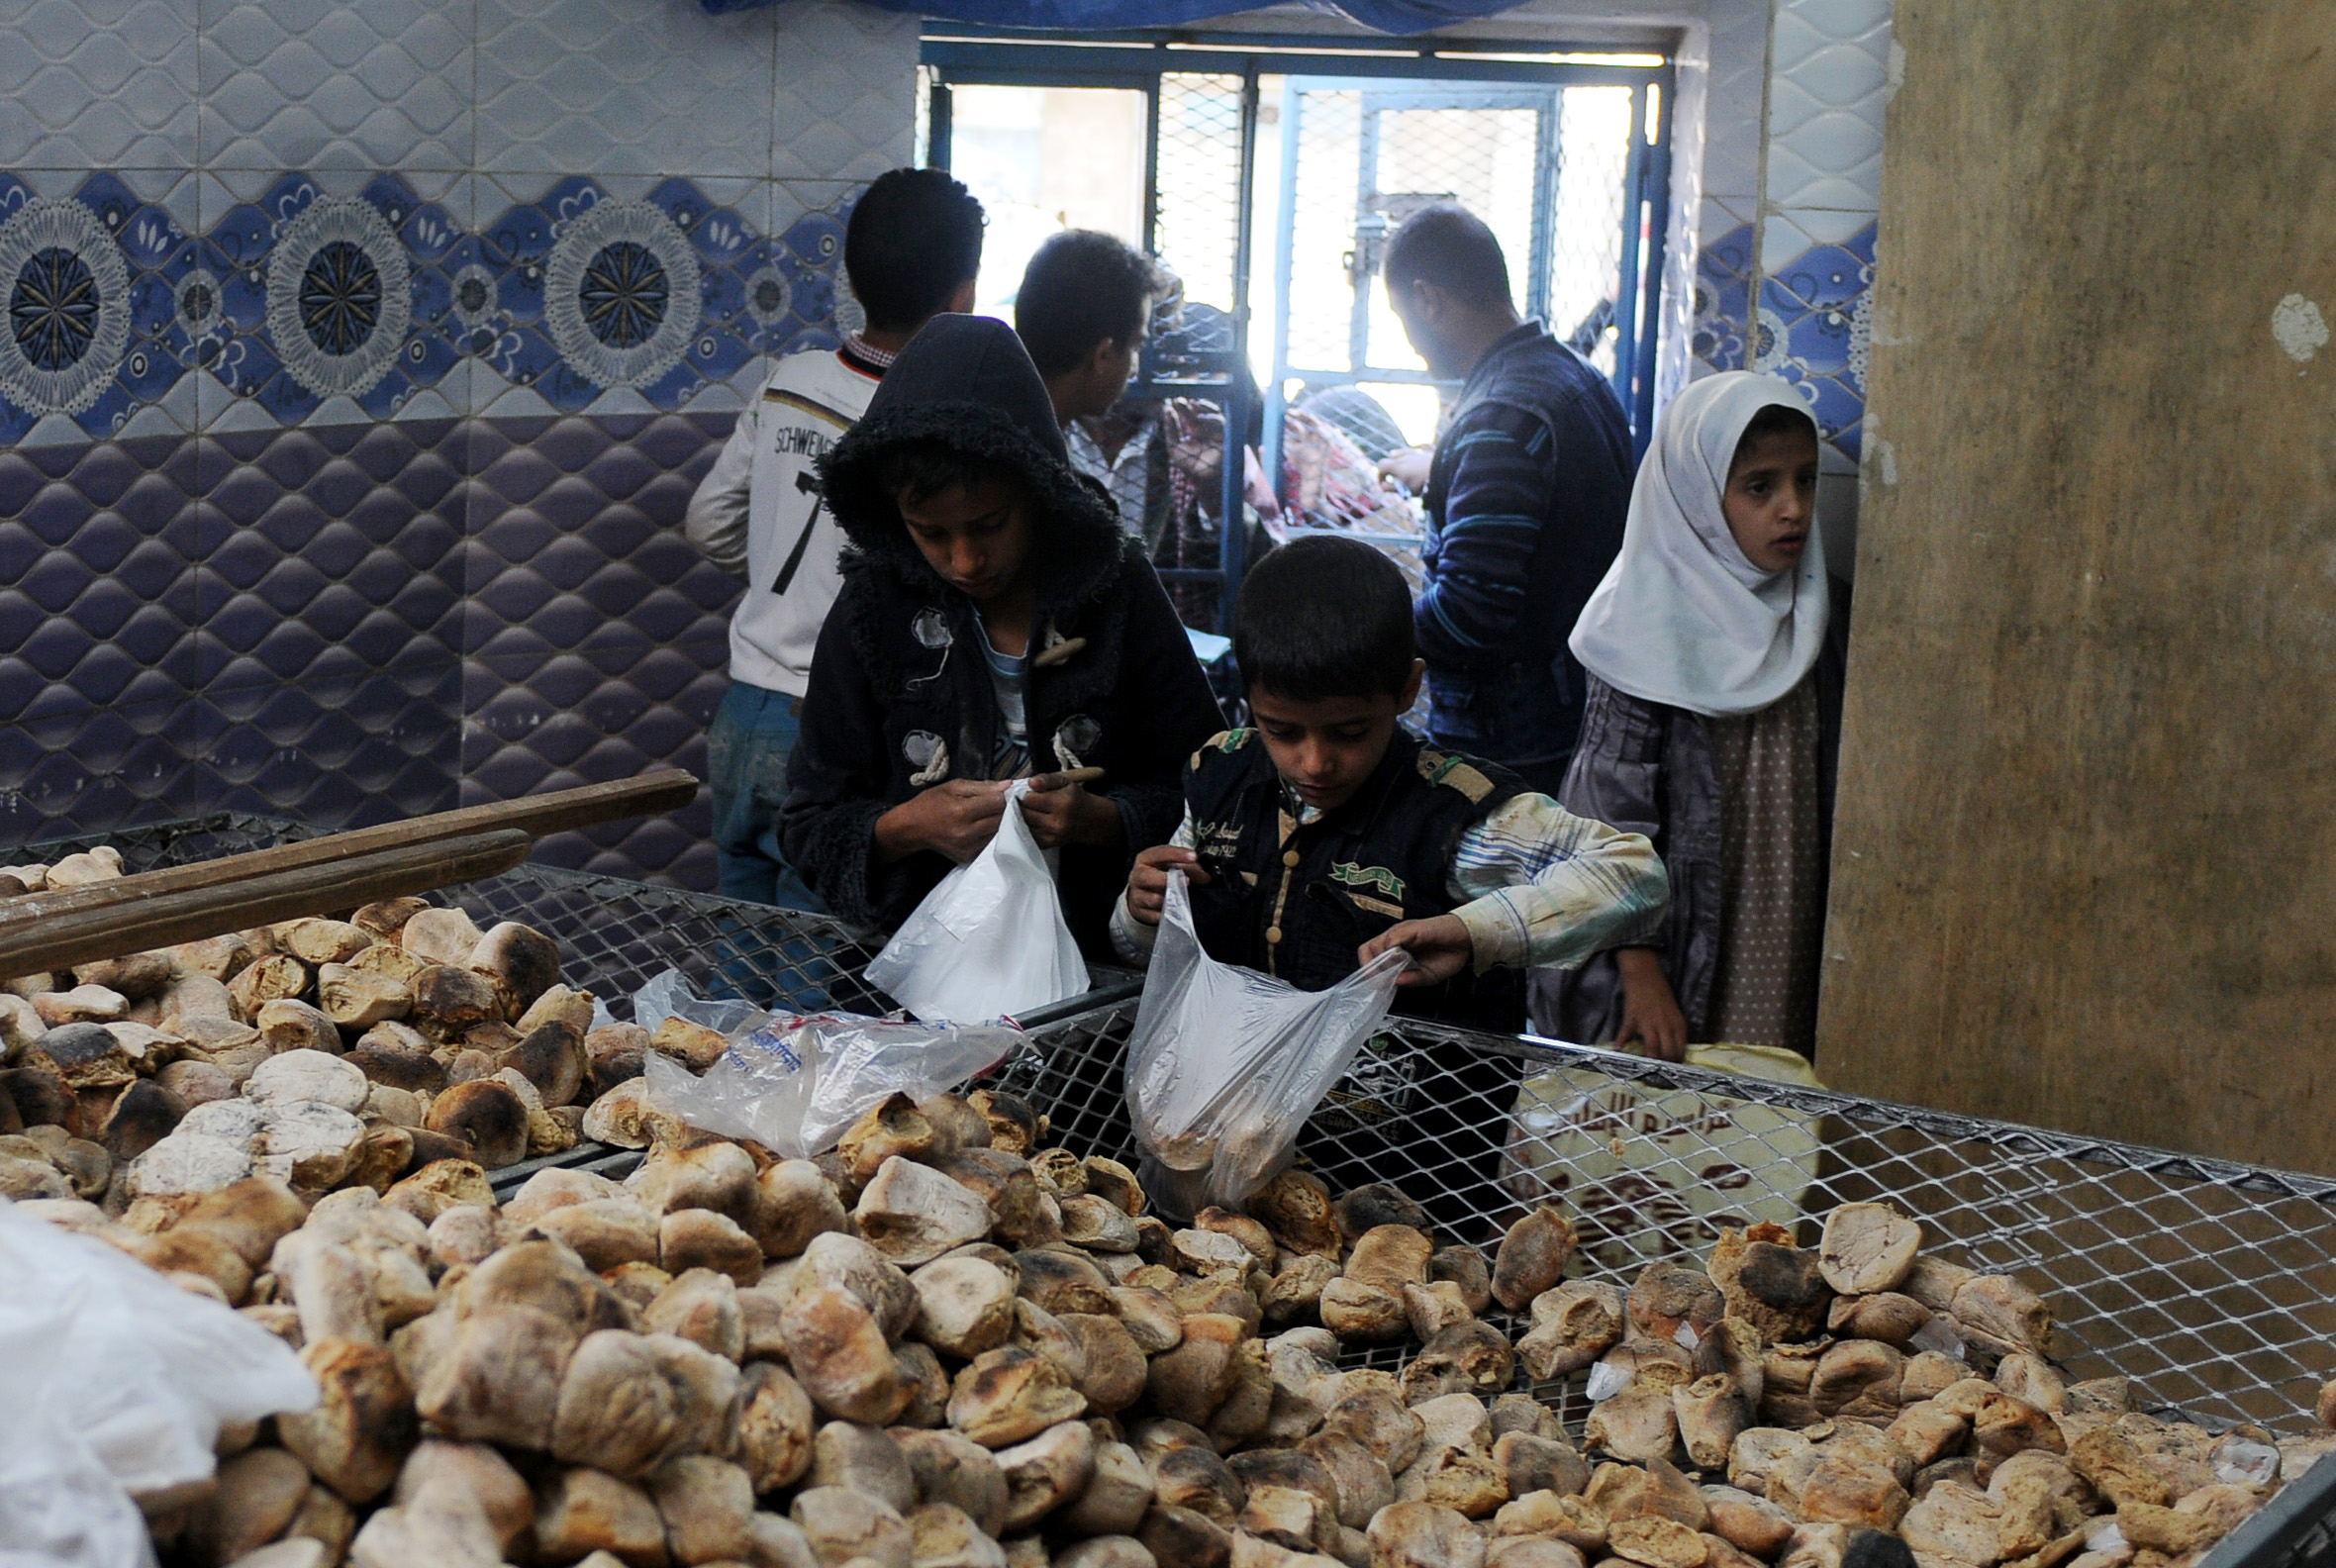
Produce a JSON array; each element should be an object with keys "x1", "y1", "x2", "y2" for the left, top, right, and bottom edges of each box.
[
  {"x1": 1720, "y1": 423, "x2": 1819, "y2": 573},
  {"x1": 898, "y1": 473, "x2": 1035, "y2": 607},
  {"x1": 1247, "y1": 662, "x2": 1426, "y2": 814}
]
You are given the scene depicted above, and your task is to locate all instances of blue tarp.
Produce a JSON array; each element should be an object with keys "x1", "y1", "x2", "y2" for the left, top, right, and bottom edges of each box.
[{"x1": 701, "y1": 0, "x2": 1530, "y2": 37}]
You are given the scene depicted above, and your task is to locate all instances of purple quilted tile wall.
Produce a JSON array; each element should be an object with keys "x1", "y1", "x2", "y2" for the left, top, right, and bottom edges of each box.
[
  {"x1": 0, "y1": 413, "x2": 739, "y2": 889},
  {"x1": 458, "y1": 413, "x2": 739, "y2": 891},
  {"x1": 0, "y1": 435, "x2": 209, "y2": 845}
]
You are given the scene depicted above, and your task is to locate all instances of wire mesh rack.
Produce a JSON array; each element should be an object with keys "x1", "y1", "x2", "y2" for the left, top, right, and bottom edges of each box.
[
  {"x1": 2, "y1": 812, "x2": 1141, "y2": 1201},
  {"x1": 991, "y1": 996, "x2": 2336, "y2": 1446},
  {"x1": 9, "y1": 812, "x2": 905, "y2": 1020},
  {"x1": 26, "y1": 814, "x2": 2336, "y2": 1552}
]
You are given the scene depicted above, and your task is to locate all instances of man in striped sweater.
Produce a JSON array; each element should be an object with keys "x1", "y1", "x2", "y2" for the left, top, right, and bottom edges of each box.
[{"x1": 1382, "y1": 204, "x2": 1635, "y2": 796}]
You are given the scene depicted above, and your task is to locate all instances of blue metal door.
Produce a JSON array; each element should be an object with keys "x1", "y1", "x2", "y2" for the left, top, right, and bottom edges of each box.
[{"x1": 1263, "y1": 74, "x2": 1662, "y2": 485}]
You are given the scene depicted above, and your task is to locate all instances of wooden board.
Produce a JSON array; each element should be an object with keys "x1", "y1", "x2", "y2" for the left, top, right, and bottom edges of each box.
[{"x1": 1817, "y1": 0, "x2": 2336, "y2": 1171}]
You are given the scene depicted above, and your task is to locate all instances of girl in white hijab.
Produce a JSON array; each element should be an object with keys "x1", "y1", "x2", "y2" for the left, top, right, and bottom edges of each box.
[{"x1": 1530, "y1": 372, "x2": 1840, "y2": 1060}]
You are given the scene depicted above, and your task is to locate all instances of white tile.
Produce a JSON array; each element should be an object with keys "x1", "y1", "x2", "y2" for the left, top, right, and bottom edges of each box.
[
  {"x1": 301, "y1": 392, "x2": 369, "y2": 427},
  {"x1": 18, "y1": 167, "x2": 92, "y2": 195},
  {"x1": 1760, "y1": 206, "x2": 1875, "y2": 270},
  {"x1": 20, "y1": 411, "x2": 90, "y2": 445},
  {"x1": 0, "y1": 0, "x2": 198, "y2": 169},
  {"x1": 191, "y1": 367, "x2": 236, "y2": 428},
  {"x1": 1766, "y1": 167, "x2": 1880, "y2": 214},
  {"x1": 1781, "y1": 38, "x2": 1890, "y2": 112},
  {"x1": 208, "y1": 392, "x2": 280, "y2": 433},
  {"x1": 1766, "y1": 105, "x2": 1878, "y2": 180},
  {"x1": 1767, "y1": 10, "x2": 1829, "y2": 76},
  {"x1": 1759, "y1": 213, "x2": 1818, "y2": 274},
  {"x1": 391, "y1": 385, "x2": 460, "y2": 421},
  {"x1": 478, "y1": 375, "x2": 558, "y2": 420},
  {"x1": 198, "y1": 0, "x2": 472, "y2": 170},
  {"x1": 476, "y1": 0, "x2": 779, "y2": 178},
  {"x1": 769, "y1": 0, "x2": 919, "y2": 181},
  {"x1": 1701, "y1": 195, "x2": 1754, "y2": 238},
  {"x1": 582, "y1": 385, "x2": 658, "y2": 417},
  {"x1": 1782, "y1": 0, "x2": 1894, "y2": 48}
]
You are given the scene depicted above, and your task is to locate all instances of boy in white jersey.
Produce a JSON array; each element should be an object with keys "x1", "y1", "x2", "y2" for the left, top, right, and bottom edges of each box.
[{"x1": 686, "y1": 169, "x2": 986, "y2": 906}]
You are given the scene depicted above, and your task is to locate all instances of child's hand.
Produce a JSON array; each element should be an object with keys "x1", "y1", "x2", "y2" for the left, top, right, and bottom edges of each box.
[
  {"x1": 873, "y1": 779, "x2": 1010, "y2": 865},
  {"x1": 1613, "y1": 946, "x2": 1689, "y2": 1061},
  {"x1": 1020, "y1": 775, "x2": 1122, "y2": 850},
  {"x1": 1359, "y1": 915, "x2": 1474, "y2": 986},
  {"x1": 1125, "y1": 845, "x2": 1211, "y2": 926}
]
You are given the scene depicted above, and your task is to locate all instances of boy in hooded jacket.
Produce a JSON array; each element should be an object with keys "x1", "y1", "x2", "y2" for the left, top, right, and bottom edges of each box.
[{"x1": 778, "y1": 315, "x2": 1226, "y2": 957}]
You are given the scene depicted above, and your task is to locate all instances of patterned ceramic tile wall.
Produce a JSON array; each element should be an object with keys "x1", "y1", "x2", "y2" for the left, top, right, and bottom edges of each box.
[
  {"x1": 0, "y1": 0, "x2": 918, "y2": 888},
  {"x1": 1684, "y1": 0, "x2": 1892, "y2": 469},
  {"x1": 1686, "y1": 0, "x2": 1769, "y2": 384},
  {"x1": 1751, "y1": 0, "x2": 1892, "y2": 461}
]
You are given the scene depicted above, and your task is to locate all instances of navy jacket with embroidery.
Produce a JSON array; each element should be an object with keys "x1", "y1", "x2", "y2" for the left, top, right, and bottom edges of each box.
[{"x1": 777, "y1": 315, "x2": 1225, "y2": 956}]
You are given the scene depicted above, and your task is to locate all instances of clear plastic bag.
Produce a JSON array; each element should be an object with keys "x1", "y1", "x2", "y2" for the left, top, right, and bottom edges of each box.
[
  {"x1": 0, "y1": 1204, "x2": 320, "y2": 1568},
  {"x1": 864, "y1": 778, "x2": 1091, "y2": 1023},
  {"x1": 1124, "y1": 870, "x2": 1407, "y2": 1218},
  {"x1": 636, "y1": 971, "x2": 1023, "y2": 1158},
  {"x1": 631, "y1": 966, "x2": 770, "y2": 1037}
]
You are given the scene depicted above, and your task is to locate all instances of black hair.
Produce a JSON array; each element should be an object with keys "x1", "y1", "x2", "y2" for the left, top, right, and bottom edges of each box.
[
  {"x1": 845, "y1": 169, "x2": 986, "y2": 334},
  {"x1": 1233, "y1": 536, "x2": 1416, "y2": 702},
  {"x1": 1382, "y1": 203, "x2": 1512, "y2": 312},
  {"x1": 1739, "y1": 402, "x2": 1819, "y2": 445},
  {"x1": 1014, "y1": 231, "x2": 1168, "y2": 376},
  {"x1": 1730, "y1": 403, "x2": 1820, "y2": 474},
  {"x1": 874, "y1": 440, "x2": 1019, "y2": 507}
]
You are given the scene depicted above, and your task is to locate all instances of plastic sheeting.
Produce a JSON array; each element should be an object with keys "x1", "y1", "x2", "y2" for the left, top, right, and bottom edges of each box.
[{"x1": 700, "y1": 0, "x2": 1532, "y2": 38}]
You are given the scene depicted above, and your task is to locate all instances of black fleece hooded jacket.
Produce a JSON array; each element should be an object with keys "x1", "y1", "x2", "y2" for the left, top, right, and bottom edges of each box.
[{"x1": 777, "y1": 315, "x2": 1225, "y2": 956}]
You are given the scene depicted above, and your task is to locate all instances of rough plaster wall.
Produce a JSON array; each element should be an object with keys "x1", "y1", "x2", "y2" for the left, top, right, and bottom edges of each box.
[{"x1": 1820, "y1": 0, "x2": 2336, "y2": 1172}]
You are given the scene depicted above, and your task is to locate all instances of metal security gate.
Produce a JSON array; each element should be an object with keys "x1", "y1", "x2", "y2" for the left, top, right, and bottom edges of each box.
[
  {"x1": 1263, "y1": 72, "x2": 1666, "y2": 488},
  {"x1": 920, "y1": 28, "x2": 1670, "y2": 622}
]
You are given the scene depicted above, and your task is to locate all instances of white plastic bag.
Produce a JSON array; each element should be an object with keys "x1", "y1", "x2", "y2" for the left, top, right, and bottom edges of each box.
[
  {"x1": 637, "y1": 970, "x2": 1023, "y2": 1158},
  {"x1": 0, "y1": 1204, "x2": 320, "y2": 1568},
  {"x1": 865, "y1": 778, "x2": 1091, "y2": 1022},
  {"x1": 1124, "y1": 871, "x2": 1407, "y2": 1217}
]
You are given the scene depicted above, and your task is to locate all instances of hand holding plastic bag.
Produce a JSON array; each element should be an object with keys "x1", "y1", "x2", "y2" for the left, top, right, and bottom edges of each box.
[
  {"x1": 865, "y1": 778, "x2": 1090, "y2": 1023},
  {"x1": 636, "y1": 970, "x2": 1022, "y2": 1158},
  {"x1": 0, "y1": 1204, "x2": 319, "y2": 1568},
  {"x1": 1124, "y1": 871, "x2": 1406, "y2": 1218}
]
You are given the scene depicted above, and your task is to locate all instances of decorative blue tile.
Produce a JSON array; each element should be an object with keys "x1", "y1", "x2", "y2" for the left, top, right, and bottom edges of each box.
[
  {"x1": 1767, "y1": 243, "x2": 1871, "y2": 314},
  {"x1": 1780, "y1": 299, "x2": 1855, "y2": 379}
]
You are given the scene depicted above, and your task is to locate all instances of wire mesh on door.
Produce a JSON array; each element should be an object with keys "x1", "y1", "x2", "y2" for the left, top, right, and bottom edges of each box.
[
  {"x1": 1261, "y1": 76, "x2": 1654, "y2": 597},
  {"x1": 1152, "y1": 73, "x2": 1245, "y2": 323}
]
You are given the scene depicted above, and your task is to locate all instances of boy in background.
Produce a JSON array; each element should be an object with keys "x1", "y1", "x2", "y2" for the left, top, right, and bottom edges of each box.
[
  {"x1": 1013, "y1": 230, "x2": 1169, "y2": 543},
  {"x1": 1114, "y1": 535, "x2": 1667, "y2": 1230},
  {"x1": 687, "y1": 168, "x2": 985, "y2": 906}
]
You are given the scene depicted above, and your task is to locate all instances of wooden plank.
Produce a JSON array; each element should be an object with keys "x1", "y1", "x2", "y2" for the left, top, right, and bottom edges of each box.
[
  {"x1": 0, "y1": 770, "x2": 698, "y2": 931},
  {"x1": 1817, "y1": 0, "x2": 2336, "y2": 1171},
  {"x1": 0, "y1": 829, "x2": 533, "y2": 978}
]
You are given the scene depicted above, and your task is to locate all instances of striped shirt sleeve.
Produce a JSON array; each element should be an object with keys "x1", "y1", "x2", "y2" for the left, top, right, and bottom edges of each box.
[
  {"x1": 1415, "y1": 402, "x2": 1556, "y2": 662},
  {"x1": 1446, "y1": 791, "x2": 1669, "y2": 973}
]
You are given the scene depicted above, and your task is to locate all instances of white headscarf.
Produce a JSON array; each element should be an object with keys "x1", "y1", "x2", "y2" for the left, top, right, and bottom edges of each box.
[{"x1": 1568, "y1": 371, "x2": 1827, "y2": 718}]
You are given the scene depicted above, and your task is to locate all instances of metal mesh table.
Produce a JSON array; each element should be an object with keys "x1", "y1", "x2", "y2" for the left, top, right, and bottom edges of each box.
[
  {"x1": 993, "y1": 995, "x2": 2336, "y2": 1446},
  {"x1": 8, "y1": 811, "x2": 1138, "y2": 1026},
  {"x1": 3, "y1": 812, "x2": 1139, "y2": 1196},
  {"x1": 19, "y1": 817, "x2": 2336, "y2": 1565}
]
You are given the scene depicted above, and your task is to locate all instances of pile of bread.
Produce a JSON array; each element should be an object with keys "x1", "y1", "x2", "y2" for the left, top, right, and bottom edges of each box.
[
  {"x1": 9, "y1": 1058, "x2": 2331, "y2": 1568},
  {"x1": 0, "y1": 847, "x2": 648, "y2": 1213}
]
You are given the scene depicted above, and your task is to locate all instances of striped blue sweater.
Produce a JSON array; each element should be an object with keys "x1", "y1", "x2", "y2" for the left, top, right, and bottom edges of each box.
[{"x1": 1418, "y1": 320, "x2": 1633, "y2": 775}]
